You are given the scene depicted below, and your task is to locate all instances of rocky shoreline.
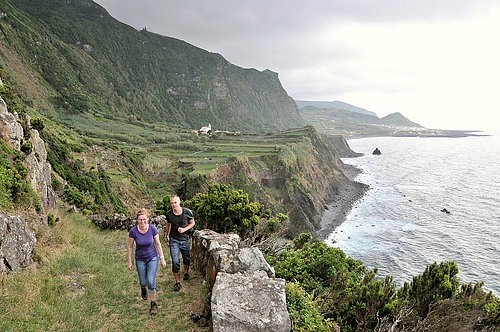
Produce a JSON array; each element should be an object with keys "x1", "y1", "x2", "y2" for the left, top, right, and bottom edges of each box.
[
  {"x1": 316, "y1": 128, "x2": 490, "y2": 240},
  {"x1": 317, "y1": 163, "x2": 369, "y2": 240}
]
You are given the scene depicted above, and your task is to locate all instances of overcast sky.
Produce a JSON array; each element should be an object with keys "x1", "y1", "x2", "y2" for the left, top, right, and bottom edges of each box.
[{"x1": 94, "y1": 0, "x2": 500, "y2": 131}]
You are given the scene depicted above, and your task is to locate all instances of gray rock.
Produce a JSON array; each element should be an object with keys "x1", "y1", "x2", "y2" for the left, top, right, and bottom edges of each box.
[
  {"x1": 0, "y1": 214, "x2": 37, "y2": 273},
  {"x1": 25, "y1": 127, "x2": 57, "y2": 212},
  {"x1": 211, "y1": 272, "x2": 291, "y2": 332},
  {"x1": 0, "y1": 97, "x2": 23, "y2": 150}
]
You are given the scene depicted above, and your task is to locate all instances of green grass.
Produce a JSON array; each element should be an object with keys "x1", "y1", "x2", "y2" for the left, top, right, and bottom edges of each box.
[{"x1": 0, "y1": 208, "x2": 208, "y2": 332}]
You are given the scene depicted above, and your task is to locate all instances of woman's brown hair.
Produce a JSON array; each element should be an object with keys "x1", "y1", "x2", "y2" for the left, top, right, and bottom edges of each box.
[{"x1": 136, "y1": 208, "x2": 150, "y2": 219}]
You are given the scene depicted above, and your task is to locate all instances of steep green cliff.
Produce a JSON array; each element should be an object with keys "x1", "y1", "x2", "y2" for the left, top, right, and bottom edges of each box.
[{"x1": 0, "y1": 0, "x2": 304, "y2": 133}]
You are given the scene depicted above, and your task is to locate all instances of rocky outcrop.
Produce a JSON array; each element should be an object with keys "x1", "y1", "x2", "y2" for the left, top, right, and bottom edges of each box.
[
  {"x1": 327, "y1": 134, "x2": 363, "y2": 158},
  {"x1": 191, "y1": 229, "x2": 291, "y2": 332},
  {"x1": 0, "y1": 96, "x2": 57, "y2": 216},
  {"x1": 25, "y1": 122, "x2": 57, "y2": 213},
  {"x1": 0, "y1": 97, "x2": 23, "y2": 150},
  {"x1": 0, "y1": 94, "x2": 56, "y2": 274},
  {"x1": 0, "y1": 214, "x2": 36, "y2": 273}
]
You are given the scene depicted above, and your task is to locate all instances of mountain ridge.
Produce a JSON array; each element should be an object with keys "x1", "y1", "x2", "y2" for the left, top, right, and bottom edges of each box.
[{"x1": 295, "y1": 99, "x2": 377, "y2": 116}]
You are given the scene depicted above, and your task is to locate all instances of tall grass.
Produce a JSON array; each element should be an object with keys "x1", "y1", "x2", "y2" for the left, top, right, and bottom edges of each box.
[{"x1": 0, "y1": 208, "x2": 207, "y2": 332}]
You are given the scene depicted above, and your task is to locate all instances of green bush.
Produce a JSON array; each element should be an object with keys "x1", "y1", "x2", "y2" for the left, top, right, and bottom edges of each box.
[
  {"x1": 0, "y1": 141, "x2": 38, "y2": 210},
  {"x1": 184, "y1": 183, "x2": 263, "y2": 236},
  {"x1": 31, "y1": 117, "x2": 45, "y2": 131},
  {"x1": 47, "y1": 213, "x2": 59, "y2": 227},
  {"x1": 398, "y1": 261, "x2": 460, "y2": 316},
  {"x1": 20, "y1": 140, "x2": 32, "y2": 154},
  {"x1": 269, "y1": 237, "x2": 400, "y2": 331},
  {"x1": 286, "y1": 282, "x2": 332, "y2": 332}
]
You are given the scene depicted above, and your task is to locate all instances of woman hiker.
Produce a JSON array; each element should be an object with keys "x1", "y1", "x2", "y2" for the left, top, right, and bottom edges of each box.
[{"x1": 127, "y1": 208, "x2": 167, "y2": 315}]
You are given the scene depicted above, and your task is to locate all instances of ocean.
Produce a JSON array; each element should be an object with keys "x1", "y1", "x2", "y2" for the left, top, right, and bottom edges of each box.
[{"x1": 325, "y1": 132, "x2": 500, "y2": 295}]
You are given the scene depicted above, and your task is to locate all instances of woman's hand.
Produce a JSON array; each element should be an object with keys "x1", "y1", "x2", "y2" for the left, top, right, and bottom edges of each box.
[{"x1": 160, "y1": 256, "x2": 167, "y2": 267}]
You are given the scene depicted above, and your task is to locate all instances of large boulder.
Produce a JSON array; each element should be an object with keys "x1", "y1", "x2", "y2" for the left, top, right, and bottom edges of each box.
[
  {"x1": 211, "y1": 271, "x2": 290, "y2": 332},
  {"x1": 192, "y1": 230, "x2": 275, "y2": 287},
  {"x1": 0, "y1": 214, "x2": 37, "y2": 273},
  {"x1": 191, "y1": 229, "x2": 241, "y2": 286}
]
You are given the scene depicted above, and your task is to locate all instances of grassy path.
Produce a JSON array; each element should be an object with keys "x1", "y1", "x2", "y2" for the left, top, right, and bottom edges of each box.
[{"x1": 0, "y1": 209, "x2": 208, "y2": 331}]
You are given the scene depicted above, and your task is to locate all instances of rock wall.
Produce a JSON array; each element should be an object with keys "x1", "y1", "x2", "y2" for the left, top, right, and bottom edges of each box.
[{"x1": 191, "y1": 229, "x2": 291, "y2": 332}]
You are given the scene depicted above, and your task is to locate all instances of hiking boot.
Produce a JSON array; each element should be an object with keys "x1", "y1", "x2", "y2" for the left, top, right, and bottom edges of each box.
[
  {"x1": 183, "y1": 273, "x2": 190, "y2": 281},
  {"x1": 173, "y1": 282, "x2": 181, "y2": 292},
  {"x1": 141, "y1": 286, "x2": 147, "y2": 300},
  {"x1": 150, "y1": 301, "x2": 158, "y2": 315}
]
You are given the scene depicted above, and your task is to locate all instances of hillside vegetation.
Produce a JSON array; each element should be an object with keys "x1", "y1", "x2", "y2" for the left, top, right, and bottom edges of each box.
[{"x1": 300, "y1": 106, "x2": 424, "y2": 138}]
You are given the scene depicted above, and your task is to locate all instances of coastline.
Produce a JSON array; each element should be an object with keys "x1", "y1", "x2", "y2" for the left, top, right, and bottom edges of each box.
[{"x1": 317, "y1": 163, "x2": 369, "y2": 240}]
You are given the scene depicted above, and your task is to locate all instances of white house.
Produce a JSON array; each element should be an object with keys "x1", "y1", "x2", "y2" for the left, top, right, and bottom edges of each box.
[{"x1": 198, "y1": 123, "x2": 212, "y2": 135}]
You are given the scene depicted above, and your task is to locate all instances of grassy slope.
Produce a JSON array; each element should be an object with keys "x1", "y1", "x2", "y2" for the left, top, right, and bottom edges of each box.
[{"x1": 0, "y1": 206, "x2": 208, "y2": 332}]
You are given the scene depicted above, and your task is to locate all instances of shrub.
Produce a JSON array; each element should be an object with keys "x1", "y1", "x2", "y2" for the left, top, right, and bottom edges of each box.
[
  {"x1": 31, "y1": 117, "x2": 45, "y2": 131},
  {"x1": 20, "y1": 140, "x2": 32, "y2": 154},
  {"x1": 0, "y1": 141, "x2": 38, "y2": 210},
  {"x1": 184, "y1": 183, "x2": 263, "y2": 236},
  {"x1": 398, "y1": 261, "x2": 460, "y2": 317},
  {"x1": 286, "y1": 282, "x2": 332, "y2": 332}
]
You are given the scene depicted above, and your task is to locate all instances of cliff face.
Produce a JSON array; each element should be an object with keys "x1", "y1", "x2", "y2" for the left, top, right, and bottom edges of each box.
[
  {"x1": 0, "y1": 97, "x2": 56, "y2": 216},
  {"x1": 185, "y1": 127, "x2": 353, "y2": 237}
]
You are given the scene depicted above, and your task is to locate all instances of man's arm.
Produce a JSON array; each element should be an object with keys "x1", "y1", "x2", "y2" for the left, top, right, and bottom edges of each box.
[
  {"x1": 164, "y1": 222, "x2": 171, "y2": 243},
  {"x1": 185, "y1": 217, "x2": 195, "y2": 232}
]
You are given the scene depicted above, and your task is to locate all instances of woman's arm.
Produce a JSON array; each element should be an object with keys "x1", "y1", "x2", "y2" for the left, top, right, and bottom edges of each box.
[{"x1": 127, "y1": 237, "x2": 134, "y2": 270}]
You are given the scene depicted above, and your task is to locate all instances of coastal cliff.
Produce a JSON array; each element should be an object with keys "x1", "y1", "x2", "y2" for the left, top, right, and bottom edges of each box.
[{"x1": 181, "y1": 126, "x2": 366, "y2": 238}]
